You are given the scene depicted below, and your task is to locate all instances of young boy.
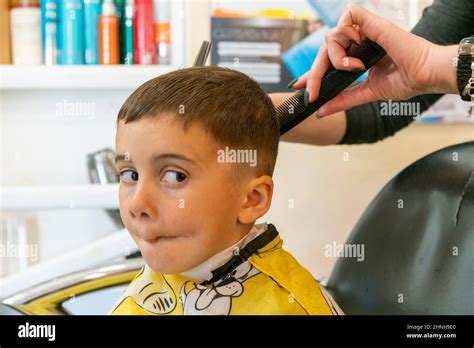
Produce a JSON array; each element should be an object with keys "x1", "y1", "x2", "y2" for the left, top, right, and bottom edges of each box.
[{"x1": 110, "y1": 66, "x2": 342, "y2": 315}]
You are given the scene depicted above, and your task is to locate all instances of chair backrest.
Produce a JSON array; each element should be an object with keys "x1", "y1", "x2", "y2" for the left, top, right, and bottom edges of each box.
[{"x1": 326, "y1": 141, "x2": 474, "y2": 314}]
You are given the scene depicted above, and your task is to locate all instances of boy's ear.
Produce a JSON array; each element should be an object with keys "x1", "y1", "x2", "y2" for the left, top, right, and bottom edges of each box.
[{"x1": 237, "y1": 175, "x2": 273, "y2": 225}]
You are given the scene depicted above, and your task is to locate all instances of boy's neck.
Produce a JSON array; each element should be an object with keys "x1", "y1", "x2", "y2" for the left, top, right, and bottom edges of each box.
[{"x1": 179, "y1": 223, "x2": 268, "y2": 283}]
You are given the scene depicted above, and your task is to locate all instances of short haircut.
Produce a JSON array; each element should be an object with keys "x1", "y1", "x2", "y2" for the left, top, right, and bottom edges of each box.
[{"x1": 117, "y1": 66, "x2": 279, "y2": 175}]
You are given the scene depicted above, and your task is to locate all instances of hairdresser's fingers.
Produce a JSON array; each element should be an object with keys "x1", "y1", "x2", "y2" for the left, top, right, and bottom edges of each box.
[
  {"x1": 290, "y1": 71, "x2": 309, "y2": 90},
  {"x1": 317, "y1": 79, "x2": 377, "y2": 116},
  {"x1": 290, "y1": 25, "x2": 363, "y2": 90},
  {"x1": 306, "y1": 44, "x2": 331, "y2": 102},
  {"x1": 337, "y1": 24, "x2": 363, "y2": 44},
  {"x1": 337, "y1": 4, "x2": 383, "y2": 44},
  {"x1": 337, "y1": 3, "x2": 414, "y2": 59},
  {"x1": 291, "y1": 46, "x2": 329, "y2": 97},
  {"x1": 325, "y1": 27, "x2": 366, "y2": 71}
]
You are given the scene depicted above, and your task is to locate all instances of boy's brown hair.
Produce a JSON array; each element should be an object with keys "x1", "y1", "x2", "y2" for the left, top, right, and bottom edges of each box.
[{"x1": 117, "y1": 66, "x2": 279, "y2": 175}]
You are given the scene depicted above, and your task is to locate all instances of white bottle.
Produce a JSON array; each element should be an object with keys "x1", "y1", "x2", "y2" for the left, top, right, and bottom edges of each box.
[
  {"x1": 153, "y1": 0, "x2": 171, "y2": 65},
  {"x1": 10, "y1": 6, "x2": 42, "y2": 65}
]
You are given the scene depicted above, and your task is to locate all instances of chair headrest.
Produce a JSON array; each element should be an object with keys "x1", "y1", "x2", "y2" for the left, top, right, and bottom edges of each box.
[{"x1": 327, "y1": 141, "x2": 474, "y2": 314}]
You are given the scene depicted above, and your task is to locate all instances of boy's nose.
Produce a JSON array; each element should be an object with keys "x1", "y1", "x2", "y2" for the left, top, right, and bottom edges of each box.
[{"x1": 128, "y1": 182, "x2": 158, "y2": 222}]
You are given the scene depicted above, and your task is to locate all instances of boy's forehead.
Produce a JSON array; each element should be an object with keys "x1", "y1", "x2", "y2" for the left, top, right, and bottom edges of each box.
[{"x1": 115, "y1": 116, "x2": 219, "y2": 163}]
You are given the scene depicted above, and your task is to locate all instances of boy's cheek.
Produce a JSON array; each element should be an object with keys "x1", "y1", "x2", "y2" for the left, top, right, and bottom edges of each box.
[
  {"x1": 117, "y1": 193, "x2": 130, "y2": 218},
  {"x1": 118, "y1": 201, "x2": 136, "y2": 236},
  {"x1": 164, "y1": 207, "x2": 199, "y2": 238},
  {"x1": 121, "y1": 214, "x2": 135, "y2": 240}
]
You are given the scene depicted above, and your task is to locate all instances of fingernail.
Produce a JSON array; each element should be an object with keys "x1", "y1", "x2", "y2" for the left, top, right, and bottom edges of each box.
[
  {"x1": 314, "y1": 111, "x2": 321, "y2": 120},
  {"x1": 349, "y1": 39, "x2": 362, "y2": 47},
  {"x1": 287, "y1": 77, "x2": 298, "y2": 89},
  {"x1": 350, "y1": 68, "x2": 366, "y2": 73},
  {"x1": 303, "y1": 89, "x2": 310, "y2": 106}
]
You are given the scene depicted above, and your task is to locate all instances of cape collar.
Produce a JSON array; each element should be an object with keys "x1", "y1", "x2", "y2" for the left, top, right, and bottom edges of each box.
[{"x1": 179, "y1": 223, "x2": 279, "y2": 284}]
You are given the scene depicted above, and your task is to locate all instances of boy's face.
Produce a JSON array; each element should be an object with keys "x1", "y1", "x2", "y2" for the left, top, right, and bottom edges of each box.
[{"x1": 115, "y1": 115, "x2": 248, "y2": 275}]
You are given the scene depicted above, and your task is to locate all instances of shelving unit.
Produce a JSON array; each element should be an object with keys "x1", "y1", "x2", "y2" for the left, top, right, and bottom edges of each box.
[
  {"x1": 0, "y1": 65, "x2": 180, "y2": 90},
  {"x1": 0, "y1": 0, "x2": 186, "y2": 91},
  {"x1": 0, "y1": 184, "x2": 119, "y2": 210}
]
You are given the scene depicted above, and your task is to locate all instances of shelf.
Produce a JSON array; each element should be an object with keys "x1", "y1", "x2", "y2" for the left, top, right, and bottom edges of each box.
[
  {"x1": 0, "y1": 65, "x2": 181, "y2": 90},
  {"x1": 0, "y1": 184, "x2": 119, "y2": 210},
  {"x1": 0, "y1": 1, "x2": 186, "y2": 91}
]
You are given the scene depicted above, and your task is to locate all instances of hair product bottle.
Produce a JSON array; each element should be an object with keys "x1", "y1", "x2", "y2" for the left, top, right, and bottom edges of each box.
[
  {"x1": 121, "y1": 0, "x2": 134, "y2": 64},
  {"x1": 41, "y1": 0, "x2": 58, "y2": 65},
  {"x1": 134, "y1": 0, "x2": 156, "y2": 64},
  {"x1": 84, "y1": 0, "x2": 101, "y2": 64},
  {"x1": 10, "y1": 0, "x2": 42, "y2": 65},
  {"x1": 59, "y1": 0, "x2": 85, "y2": 64},
  {"x1": 0, "y1": 0, "x2": 12, "y2": 63},
  {"x1": 153, "y1": 0, "x2": 171, "y2": 65},
  {"x1": 99, "y1": 0, "x2": 119, "y2": 64}
]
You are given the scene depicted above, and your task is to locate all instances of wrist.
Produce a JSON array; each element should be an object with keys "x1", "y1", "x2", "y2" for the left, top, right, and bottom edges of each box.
[{"x1": 429, "y1": 44, "x2": 458, "y2": 94}]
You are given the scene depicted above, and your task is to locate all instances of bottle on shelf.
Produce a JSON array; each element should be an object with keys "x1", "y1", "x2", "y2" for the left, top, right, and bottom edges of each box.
[
  {"x1": 9, "y1": 0, "x2": 42, "y2": 65},
  {"x1": 153, "y1": 0, "x2": 171, "y2": 65},
  {"x1": 84, "y1": 0, "x2": 102, "y2": 64},
  {"x1": 58, "y1": 0, "x2": 85, "y2": 64},
  {"x1": 99, "y1": 0, "x2": 119, "y2": 64},
  {"x1": 40, "y1": 0, "x2": 58, "y2": 65},
  {"x1": 115, "y1": 0, "x2": 134, "y2": 65},
  {"x1": 134, "y1": 0, "x2": 156, "y2": 64},
  {"x1": 122, "y1": 0, "x2": 134, "y2": 64},
  {"x1": 1, "y1": 0, "x2": 12, "y2": 64}
]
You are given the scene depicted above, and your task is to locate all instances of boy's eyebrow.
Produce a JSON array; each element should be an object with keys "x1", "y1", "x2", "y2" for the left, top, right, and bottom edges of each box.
[
  {"x1": 115, "y1": 153, "x2": 198, "y2": 166},
  {"x1": 152, "y1": 153, "x2": 199, "y2": 166},
  {"x1": 115, "y1": 154, "x2": 131, "y2": 163}
]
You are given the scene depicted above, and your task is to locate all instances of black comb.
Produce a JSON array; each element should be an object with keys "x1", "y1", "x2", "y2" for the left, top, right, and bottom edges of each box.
[{"x1": 277, "y1": 38, "x2": 386, "y2": 135}]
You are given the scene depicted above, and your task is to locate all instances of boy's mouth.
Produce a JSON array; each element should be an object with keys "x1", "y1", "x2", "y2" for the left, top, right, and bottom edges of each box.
[
  {"x1": 133, "y1": 226, "x2": 181, "y2": 243},
  {"x1": 142, "y1": 237, "x2": 159, "y2": 243},
  {"x1": 138, "y1": 232, "x2": 178, "y2": 244}
]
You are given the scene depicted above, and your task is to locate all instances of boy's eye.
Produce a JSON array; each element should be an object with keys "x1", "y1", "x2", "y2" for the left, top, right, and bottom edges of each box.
[
  {"x1": 161, "y1": 170, "x2": 187, "y2": 184},
  {"x1": 120, "y1": 170, "x2": 138, "y2": 183}
]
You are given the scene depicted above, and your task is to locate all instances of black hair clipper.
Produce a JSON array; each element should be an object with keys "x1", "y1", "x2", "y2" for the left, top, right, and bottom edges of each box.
[{"x1": 276, "y1": 38, "x2": 386, "y2": 135}]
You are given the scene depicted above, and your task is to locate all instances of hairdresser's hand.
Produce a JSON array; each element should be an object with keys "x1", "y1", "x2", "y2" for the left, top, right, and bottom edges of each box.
[{"x1": 290, "y1": 3, "x2": 458, "y2": 117}]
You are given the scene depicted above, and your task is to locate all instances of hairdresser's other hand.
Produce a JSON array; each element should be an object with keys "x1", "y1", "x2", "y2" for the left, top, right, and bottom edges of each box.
[{"x1": 290, "y1": 3, "x2": 458, "y2": 117}]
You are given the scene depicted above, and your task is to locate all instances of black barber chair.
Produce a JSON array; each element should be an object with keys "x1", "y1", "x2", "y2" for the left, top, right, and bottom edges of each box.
[{"x1": 326, "y1": 141, "x2": 474, "y2": 314}]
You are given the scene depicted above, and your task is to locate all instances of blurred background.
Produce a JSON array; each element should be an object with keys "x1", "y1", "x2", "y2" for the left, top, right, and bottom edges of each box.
[{"x1": 0, "y1": 0, "x2": 473, "y2": 299}]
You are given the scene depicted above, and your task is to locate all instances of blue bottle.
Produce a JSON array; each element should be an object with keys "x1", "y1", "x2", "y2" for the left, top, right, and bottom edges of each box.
[
  {"x1": 41, "y1": 0, "x2": 58, "y2": 65},
  {"x1": 84, "y1": 0, "x2": 102, "y2": 64},
  {"x1": 58, "y1": 0, "x2": 85, "y2": 64}
]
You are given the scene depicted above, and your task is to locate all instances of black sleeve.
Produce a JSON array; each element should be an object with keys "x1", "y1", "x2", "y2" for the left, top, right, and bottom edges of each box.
[{"x1": 339, "y1": 0, "x2": 474, "y2": 145}]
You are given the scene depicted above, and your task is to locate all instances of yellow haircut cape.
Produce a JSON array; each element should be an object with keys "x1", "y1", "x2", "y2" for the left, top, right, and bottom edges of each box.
[{"x1": 110, "y1": 224, "x2": 342, "y2": 315}]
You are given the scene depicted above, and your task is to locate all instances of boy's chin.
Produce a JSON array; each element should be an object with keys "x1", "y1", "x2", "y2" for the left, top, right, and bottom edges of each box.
[{"x1": 143, "y1": 255, "x2": 194, "y2": 275}]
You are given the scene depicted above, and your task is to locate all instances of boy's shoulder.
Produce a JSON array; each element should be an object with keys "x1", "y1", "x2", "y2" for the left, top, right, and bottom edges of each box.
[{"x1": 248, "y1": 230, "x2": 340, "y2": 315}]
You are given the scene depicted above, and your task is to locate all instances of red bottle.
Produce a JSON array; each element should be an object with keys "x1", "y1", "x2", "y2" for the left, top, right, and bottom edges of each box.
[{"x1": 134, "y1": 0, "x2": 156, "y2": 64}]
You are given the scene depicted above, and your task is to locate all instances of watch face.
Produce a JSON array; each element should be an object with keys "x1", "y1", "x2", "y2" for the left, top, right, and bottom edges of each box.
[{"x1": 459, "y1": 36, "x2": 474, "y2": 55}]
